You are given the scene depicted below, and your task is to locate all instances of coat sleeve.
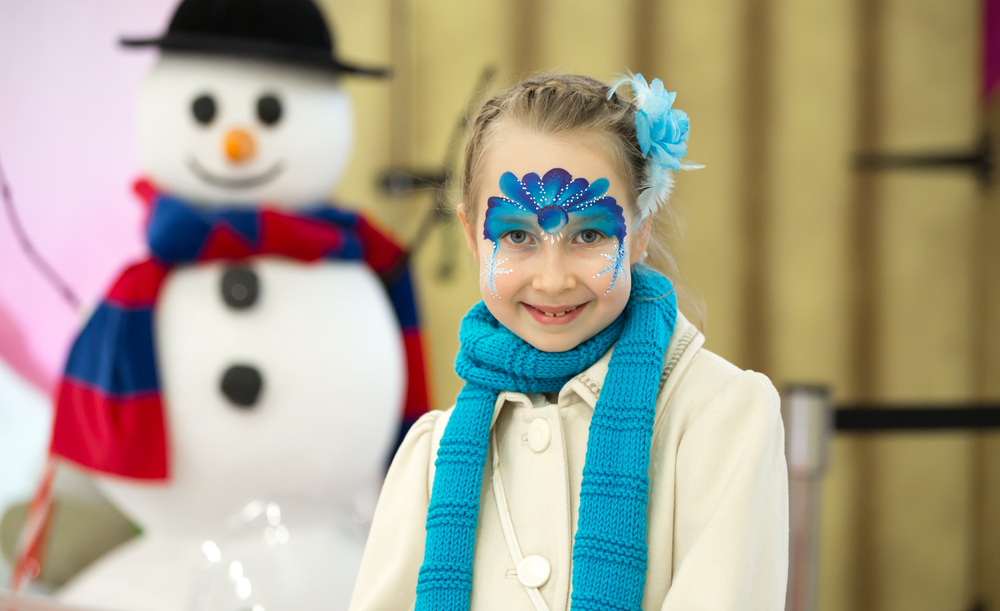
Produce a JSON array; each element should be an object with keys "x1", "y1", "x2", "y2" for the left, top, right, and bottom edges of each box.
[
  {"x1": 349, "y1": 409, "x2": 441, "y2": 611},
  {"x1": 660, "y1": 369, "x2": 789, "y2": 611}
]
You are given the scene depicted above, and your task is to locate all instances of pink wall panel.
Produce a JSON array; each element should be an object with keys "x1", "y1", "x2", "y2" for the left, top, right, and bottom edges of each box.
[
  {"x1": 0, "y1": 1, "x2": 177, "y2": 392},
  {"x1": 984, "y1": 0, "x2": 1000, "y2": 99}
]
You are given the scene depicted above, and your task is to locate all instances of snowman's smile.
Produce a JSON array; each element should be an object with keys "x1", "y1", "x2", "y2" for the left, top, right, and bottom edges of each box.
[{"x1": 187, "y1": 157, "x2": 285, "y2": 190}]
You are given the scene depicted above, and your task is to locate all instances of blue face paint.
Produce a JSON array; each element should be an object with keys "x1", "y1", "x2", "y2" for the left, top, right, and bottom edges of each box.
[{"x1": 482, "y1": 168, "x2": 628, "y2": 296}]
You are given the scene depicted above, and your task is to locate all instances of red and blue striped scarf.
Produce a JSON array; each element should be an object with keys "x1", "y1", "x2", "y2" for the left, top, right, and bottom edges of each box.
[{"x1": 50, "y1": 181, "x2": 429, "y2": 480}]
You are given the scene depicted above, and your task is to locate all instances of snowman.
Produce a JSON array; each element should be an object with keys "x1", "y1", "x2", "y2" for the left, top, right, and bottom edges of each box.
[{"x1": 11, "y1": 0, "x2": 428, "y2": 609}]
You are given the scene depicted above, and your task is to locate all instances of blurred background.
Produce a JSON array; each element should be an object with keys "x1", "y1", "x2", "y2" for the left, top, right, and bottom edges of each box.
[{"x1": 0, "y1": 0, "x2": 997, "y2": 610}]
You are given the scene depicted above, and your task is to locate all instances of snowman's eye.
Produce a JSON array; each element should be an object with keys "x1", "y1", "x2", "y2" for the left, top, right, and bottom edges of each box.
[
  {"x1": 257, "y1": 94, "x2": 282, "y2": 126},
  {"x1": 191, "y1": 94, "x2": 216, "y2": 125}
]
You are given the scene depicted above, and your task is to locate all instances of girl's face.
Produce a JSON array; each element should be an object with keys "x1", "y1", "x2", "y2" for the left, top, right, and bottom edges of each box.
[{"x1": 459, "y1": 125, "x2": 650, "y2": 352}]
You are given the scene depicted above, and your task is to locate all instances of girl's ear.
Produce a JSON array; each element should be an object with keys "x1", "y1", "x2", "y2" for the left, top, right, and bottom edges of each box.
[
  {"x1": 456, "y1": 202, "x2": 480, "y2": 258},
  {"x1": 629, "y1": 214, "x2": 653, "y2": 264}
]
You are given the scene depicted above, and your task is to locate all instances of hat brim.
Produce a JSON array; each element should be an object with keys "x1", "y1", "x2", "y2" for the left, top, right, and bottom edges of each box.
[{"x1": 121, "y1": 33, "x2": 389, "y2": 78}]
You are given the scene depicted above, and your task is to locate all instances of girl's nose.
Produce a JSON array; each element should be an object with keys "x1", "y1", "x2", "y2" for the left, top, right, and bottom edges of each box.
[
  {"x1": 223, "y1": 128, "x2": 256, "y2": 164},
  {"x1": 531, "y1": 247, "x2": 577, "y2": 295}
]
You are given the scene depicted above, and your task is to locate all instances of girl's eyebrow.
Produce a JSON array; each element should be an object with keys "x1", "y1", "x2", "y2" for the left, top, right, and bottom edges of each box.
[
  {"x1": 497, "y1": 219, "x2": 536, "y2": 229},
  {"x1": 563, "y1": 216, "x2": 620, "y2": 235},
  {"x1": 483, "y1": 214, "x2": 539, "y2": 232}
]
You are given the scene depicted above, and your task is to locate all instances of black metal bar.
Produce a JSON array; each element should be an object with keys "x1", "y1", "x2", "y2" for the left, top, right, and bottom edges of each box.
[
  {"x1": 378, "y1": 170, "x2": 447, "y2": 195},
  {"x1": 853, "y1": 133, "x2": 992, "y2": 185},
  {"x1": 834, "y1": 405, "x2": 1000, "y2": 432},
  {"x1": 855, "y1": 152, "x2": 983, "y2": 169},
  {"x1": 377, "y1": 67, "x2": 497, "y2": 282}
]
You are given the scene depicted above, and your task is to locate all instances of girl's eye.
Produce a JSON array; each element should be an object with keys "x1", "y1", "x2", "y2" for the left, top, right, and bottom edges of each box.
[
  {"x1": 577, "y1": 229, "x2": 604, "y2": 244},
  {"x1": 506, "y1": 230, "x2": 529, "y2": 244}
]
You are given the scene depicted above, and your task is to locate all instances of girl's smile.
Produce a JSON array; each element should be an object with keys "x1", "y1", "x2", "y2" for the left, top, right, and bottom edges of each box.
[{"x1": 521, "y1": 301, "x2": 588, "y2": 324}]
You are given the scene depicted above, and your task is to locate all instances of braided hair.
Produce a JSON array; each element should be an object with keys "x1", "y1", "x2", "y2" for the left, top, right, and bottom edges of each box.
[{"x1": 461, "y1": 74, "x2": 647, "y2": 220}]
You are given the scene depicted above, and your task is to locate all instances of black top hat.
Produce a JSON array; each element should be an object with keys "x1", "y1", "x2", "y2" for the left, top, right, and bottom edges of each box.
[{"x1": 121, "y1": 0, "x2": 388, "y2": 77}]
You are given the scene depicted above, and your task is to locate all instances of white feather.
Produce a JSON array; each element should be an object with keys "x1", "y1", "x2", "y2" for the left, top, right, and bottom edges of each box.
[
  {"x1": 607, "y1": 71, "x2": 644, "y2": 102},
  {"x1": 637, "y1": 164, "x2": 673, "y2": 220}
]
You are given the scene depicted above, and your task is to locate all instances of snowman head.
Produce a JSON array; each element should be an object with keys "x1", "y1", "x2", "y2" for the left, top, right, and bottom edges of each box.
[
  {"x1": 137, "y1": 54, "x2": 354, "y2": 208},
  {"x1": 124, "y1": 0, "x2": 387, "y2": 208}
]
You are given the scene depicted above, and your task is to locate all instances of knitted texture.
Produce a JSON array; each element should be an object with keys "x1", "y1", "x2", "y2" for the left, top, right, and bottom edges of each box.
[{"x1": 415, "y1": 268, "x2": 677, "y2": 611}]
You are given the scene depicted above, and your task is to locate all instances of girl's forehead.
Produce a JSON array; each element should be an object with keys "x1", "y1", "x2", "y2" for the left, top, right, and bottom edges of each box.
[{"x1": 482, "y1": 127, "x2": 624, "y2": 187}]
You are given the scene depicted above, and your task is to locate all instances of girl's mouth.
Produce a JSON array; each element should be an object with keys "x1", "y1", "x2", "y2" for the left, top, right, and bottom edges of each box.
[{"x1": 522, "y1": 302, "x2": 588, "y2": 325}]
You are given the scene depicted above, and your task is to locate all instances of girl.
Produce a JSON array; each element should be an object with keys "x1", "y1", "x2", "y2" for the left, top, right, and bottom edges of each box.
[{"x1": 349, "y1": 73, "x2": 788, "y2": 611}]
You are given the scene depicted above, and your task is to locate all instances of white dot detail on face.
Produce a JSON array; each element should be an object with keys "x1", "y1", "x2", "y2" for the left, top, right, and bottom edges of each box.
[
  {"x1": 593, "y1": 240, "x2": 628, "y2": 294},
  {"x1": 481, "y1": 248, "x2": 511, "y2": 299}
]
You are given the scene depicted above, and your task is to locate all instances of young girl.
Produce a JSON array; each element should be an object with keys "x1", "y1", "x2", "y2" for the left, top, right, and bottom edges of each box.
[{"x1": 349, "y1": 73, "x2": 788, "y2": 611}]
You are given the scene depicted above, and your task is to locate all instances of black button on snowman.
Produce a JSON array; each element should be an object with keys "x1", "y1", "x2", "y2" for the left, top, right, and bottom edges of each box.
[
  {"x1": 220, "y1": 266, "x2": 261, "y2": 406},
  {"x1": 55, "y1": 2, "x2": 408, "y2": 610},
  {"x1": 221, "y1": 267, "x2": 258, "y2": 310}
]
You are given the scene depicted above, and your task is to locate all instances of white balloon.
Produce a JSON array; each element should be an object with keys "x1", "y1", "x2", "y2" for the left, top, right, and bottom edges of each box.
[{"x1": 191, "y1": 495, "x2": 366, "y2": 611}]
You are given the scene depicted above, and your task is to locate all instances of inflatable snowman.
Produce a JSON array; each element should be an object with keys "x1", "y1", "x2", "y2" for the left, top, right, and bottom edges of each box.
[{"x1": 13, "y1": 0, "x2": 428, "y2": 609}]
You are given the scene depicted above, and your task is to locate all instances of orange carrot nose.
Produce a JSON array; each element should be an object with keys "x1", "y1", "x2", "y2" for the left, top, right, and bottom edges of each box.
[{"x1": 223, "y1": 129, "x2": 256, "y2": 163}]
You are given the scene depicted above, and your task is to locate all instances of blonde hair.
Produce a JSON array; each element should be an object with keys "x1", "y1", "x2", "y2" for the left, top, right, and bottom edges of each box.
[{"x1": 460, "y1": 73, "x2": 689, "y2": 305}]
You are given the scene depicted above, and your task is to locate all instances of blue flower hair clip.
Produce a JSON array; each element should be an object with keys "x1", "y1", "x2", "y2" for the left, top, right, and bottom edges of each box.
[{"x1": 608, "y1": 71, "x2": 703, "y2": 219}]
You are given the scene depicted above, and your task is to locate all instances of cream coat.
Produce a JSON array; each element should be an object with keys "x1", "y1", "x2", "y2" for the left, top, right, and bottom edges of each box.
[{"x1": 349, "y1": 313, "x2": 789, "y2": 611}]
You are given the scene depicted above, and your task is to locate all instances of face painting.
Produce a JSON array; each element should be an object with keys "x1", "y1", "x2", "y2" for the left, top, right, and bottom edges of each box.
[
  {"x1": 482, "y1": 168, "x2": 628, "y2": 297},
  {"x1": 459, "y1": 126, "x2": 647, "y2": 352}
]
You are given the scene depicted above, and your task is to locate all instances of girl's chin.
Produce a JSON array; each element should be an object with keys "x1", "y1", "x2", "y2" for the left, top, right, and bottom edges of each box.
[
  {"x1": 522, "y1": 334, "x2": 587, "y2": 353},
  {"x1": 512, "y1": 318, "x2": 602, "y2": 353}
]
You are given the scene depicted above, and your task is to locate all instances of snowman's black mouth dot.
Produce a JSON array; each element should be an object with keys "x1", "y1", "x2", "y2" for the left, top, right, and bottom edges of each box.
[{"x1": 187, "y1": 157, "x2": 285, "y2": 190}]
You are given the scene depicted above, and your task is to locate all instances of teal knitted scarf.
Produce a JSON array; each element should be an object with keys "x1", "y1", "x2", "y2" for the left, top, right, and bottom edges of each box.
[{"x1": 415, "y1": 268, "x2": 678, "y2": 611}]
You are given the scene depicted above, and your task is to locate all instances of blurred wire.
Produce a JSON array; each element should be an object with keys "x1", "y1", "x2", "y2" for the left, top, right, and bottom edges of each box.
[
  {"x1": 379, "y1": 65, "x2": 496, "y2": 283},
  {"x1": 0, "y1": 155, "x2": 81, "y2": 310}
]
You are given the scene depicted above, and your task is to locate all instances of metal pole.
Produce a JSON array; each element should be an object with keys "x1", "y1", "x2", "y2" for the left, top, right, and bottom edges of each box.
[{"x1": 782, "y1": 385, "x2": 832, "y2": 611}]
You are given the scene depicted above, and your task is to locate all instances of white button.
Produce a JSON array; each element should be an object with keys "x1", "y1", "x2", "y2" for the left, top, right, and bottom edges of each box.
[
  {"x1": 517, "y1": 555, "x2": 550, "y2": 588},
  {"x1": 527, "y1": 419, "x2": 550, "y2": 452}
]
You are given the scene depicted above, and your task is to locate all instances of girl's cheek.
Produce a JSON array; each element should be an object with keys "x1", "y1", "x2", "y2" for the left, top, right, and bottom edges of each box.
[
  {"x1": 479, "y1": 240, "x2": 532, "y2": 300},
  {"x1": 577, "y1": 240, "x2": 630, "y2": 295},
  {"x1": 479, "y1": 242, "x2": 505, "y2": 299}
]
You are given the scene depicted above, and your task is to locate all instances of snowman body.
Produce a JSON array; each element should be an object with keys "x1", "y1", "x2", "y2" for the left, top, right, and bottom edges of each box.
[{"x1": 58, "y1": 55, "x2": 404, "y2": 611}]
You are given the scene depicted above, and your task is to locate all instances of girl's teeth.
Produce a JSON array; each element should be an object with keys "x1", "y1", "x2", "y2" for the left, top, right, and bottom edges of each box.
[{"x1": 542, "y1": 306, "x2": 574, "y2": 317}]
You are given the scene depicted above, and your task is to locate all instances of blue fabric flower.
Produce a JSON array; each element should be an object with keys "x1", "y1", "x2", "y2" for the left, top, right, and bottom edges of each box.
[
  {"x1": 608, "y1": 71, "x2": 702, "y2": 219},
  {"x1": 631, "y1": 74, "x2": 691, "y2": 171}
]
